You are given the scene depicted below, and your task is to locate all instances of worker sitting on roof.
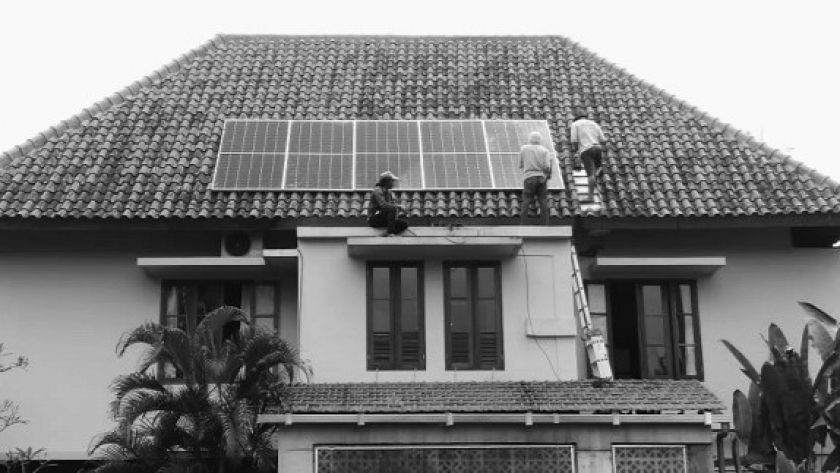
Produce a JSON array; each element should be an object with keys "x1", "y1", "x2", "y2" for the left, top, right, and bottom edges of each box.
[
  {"x1": 368, "y1": 171, "x2": 408, "y2": 237},
  {"x1": 570, "y1": 106, "x2": 607, "y2": 203},
  {"x1": 519, "y1": 131, "x2": 554, "y2": 225}
]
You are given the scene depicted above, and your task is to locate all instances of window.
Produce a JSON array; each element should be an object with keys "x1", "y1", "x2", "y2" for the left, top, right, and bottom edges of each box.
[
  {"x1": 316, "y1": 445, "x2": 575, "y2": 472},
  {"x1": 584, "y1": 281, "x2": 702, "y2": 380},
  {"x1": 444, "y1": 262, "x2": 503, "y2": 370},
  {"x1": 612, "y1": 445, "x2": 687, "y2": 473},
  {"x1": 160, "y1": 280, "x2": 280, "y2": 379},
  {"x1": 367, "y1": 263, "x2": 425, "y2": 370}
]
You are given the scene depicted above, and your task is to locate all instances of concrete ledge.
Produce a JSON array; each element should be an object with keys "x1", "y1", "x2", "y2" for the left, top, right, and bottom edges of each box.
[
  {"x1": 348, "y1": 236, "x2": 523, "y2": 258},
  {"x1": 138, "y1": 256, "x2": 268, "y2": 277},
  {"x1": 590, "y1": 257, "x2": 726, "y2": 278},
  {"x1": 525, "y1": 317, "x2": 578, "y2": 337},
  {"x1": 298, "y1": 226, "x2": 572, "y2": 239}
]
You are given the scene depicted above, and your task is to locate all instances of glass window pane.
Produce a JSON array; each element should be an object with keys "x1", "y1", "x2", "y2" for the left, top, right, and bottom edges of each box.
[
  {"x1": 223, "y1": 282, "x2": 243, "y2": 308},
  {"x1": 400, "y1": 268, "x2": 418, "y2": 299},
  {"x1": 372, "y1": 300, "x2": 391, "y2": 332},
  {"x1": 256, "y1": 284, "x2": 275, "y2": 314},
  {"x1": 682, "y1": 346, "x2": 698, "y2": 376},
  {"x1": 647, "y1": 346, "x2": 669, "y2": 377},
  {"x1": 587, "y1": 284, "x2": 606, "y2": 313},
  {"x1": 450, "y1": 300, "x2": 472, "y2": 332},
  {"x1": 477, "y1": 300, "x2": 497, "y2": 331},
  {"x1": 477, "y1": 267, "x2": 496, "y2": 298},
  {"x1": 592, "y1": 314, "x2": 608, "y2": 339},
  {"x1": 255, "y1": 317, "x2": 275, "y2": 332},
  {"x1": 166, "y1": 286, "x2": 187, "y2": 316},
  {"x1": 401, "y1": 300, "x2": 419, "y2": 332},
  {"x1": 679, "y1": 284, "x2": 693, "y2": 314},
  {"x1": 449, "y1": 267, "x2": 468, "y2": 298},
  {"x1": 644, "y1": 314, "x2": 666, "y2": 345},
  {"x1": 682, "y1": 315, "x2": 695, "y2": 344},
  {"x1": 641, "y1": 286, "x2": 664, "y2": 315},
  {"x1": 372, "y1": 268, "x2": 390, "y2": 299},
  {"x1": 196, "y1": 282, "x2": 223, "y2": 317}
]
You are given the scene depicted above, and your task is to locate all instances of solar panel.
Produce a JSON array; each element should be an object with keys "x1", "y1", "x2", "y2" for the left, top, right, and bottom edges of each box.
[
  {"x1": 356, "y1": 121, "x2": 420, "y2": 153},
  {"x1": 484, "y1": 120, "x2": 552, "y2": 152},
  {"x1": 356, "y1": 153, "x2": 423, "y2": 189},
  {"x1": 289, "y1": 121, "x2": 353, "y2": 154},
  {"x1": 284, "y1": 154, "x2": 353, "y2": 190},
  {"x1": 424, "y1": 153, "x2": 492, "y2": 189},
  {"x1": 212, "y1": 119, "x2": 564, "y2": 191},
  {"x1": 421, "y1": 121, "x2": 486, "y2": 153}
]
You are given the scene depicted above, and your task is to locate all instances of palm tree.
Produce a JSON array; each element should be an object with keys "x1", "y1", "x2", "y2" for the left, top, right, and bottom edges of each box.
[{"x1": 89, "y1": 306, "x2": 308, "y2": 473}]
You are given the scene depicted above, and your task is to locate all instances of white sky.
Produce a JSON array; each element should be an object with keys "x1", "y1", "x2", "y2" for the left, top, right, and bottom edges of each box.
[{"x1": 1, "y1": 0, "x2": 838, "y2": 179}]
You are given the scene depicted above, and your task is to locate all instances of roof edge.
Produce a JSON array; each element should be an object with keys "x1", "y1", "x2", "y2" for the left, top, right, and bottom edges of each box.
[
  {"x1": 563, "y1": 38, "x2": 840, "y2": 193},
  {"x1": 220, "y1": 33, "x2": 576, "y2": 41},
  {"x1": 0, "y1": 34, "x2": 226, "y2": 170}
]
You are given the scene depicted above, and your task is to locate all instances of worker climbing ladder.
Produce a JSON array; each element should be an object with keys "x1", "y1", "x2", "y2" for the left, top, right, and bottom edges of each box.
[{"x1": 570, "y1": 245, "x2": 613, "y2": 380}]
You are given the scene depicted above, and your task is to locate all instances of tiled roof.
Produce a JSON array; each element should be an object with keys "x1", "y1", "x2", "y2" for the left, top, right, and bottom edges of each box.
[
  {"x1": 1, "y1": 34, "x2": 838, "y2": 221},
  {"x1": 276, "y1": 380, "x2": 724, "y2": 414}
]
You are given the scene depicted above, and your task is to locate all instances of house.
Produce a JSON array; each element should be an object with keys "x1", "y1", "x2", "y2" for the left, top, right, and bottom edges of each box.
[{"x1": 2, "y1": 34, "x2": 840, "y2": 472}]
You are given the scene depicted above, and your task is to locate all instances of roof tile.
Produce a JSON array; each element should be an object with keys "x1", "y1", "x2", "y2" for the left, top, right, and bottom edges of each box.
[
  {"x1": 1, "y1": 35, "x2": 838, "y2": 221},
  {"x1": 276, "y1": 380, "x2": 724, "y2": 414}
]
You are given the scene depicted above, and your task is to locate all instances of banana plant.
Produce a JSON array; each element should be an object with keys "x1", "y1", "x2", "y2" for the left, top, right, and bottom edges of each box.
[
  {"x1": 722, "y1": 303, "x2": 840, "y2": 472},
  {"x1": 722, "y1": 323, "x2": 817, "y2": 471}
]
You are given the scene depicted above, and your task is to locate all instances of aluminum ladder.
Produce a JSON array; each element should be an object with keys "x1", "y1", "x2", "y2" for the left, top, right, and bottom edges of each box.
[{"x1": 570, "y1": 244, "x2": 613, "y2": 380}]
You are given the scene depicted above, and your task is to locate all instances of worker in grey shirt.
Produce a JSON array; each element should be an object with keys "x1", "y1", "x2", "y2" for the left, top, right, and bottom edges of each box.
[
  {"x1": 519, "y1": 131, "x2": 554, "y2": 225},
  {"x1": 570, "y1": 106, "x2": 607, "y2": 202}
]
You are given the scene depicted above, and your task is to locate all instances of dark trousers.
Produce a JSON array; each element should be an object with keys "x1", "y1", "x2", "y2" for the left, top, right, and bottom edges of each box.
[
  {"x1": 520, "y1": 175, "x2": 549, "y2": 225},
  {"x1": 368, "y1": 208, "x2": 408, "y2": 234}
]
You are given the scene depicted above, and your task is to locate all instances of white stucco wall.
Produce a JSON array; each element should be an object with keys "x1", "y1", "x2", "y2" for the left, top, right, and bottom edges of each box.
[
  {"x1": 297, "y1": 226, "x2": 579, "y2": 382},
  {"x1": 0, "y1": 250, "x2": 157, "y2": 458},
  {"x1": 588, "y1": 227, "x2": 840, "y2": 406},
  {"x1": 0, "y1": 231, "x2": 299, "y2": 459}
]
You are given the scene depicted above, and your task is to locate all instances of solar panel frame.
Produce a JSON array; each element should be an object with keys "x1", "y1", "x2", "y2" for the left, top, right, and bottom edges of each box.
[{"x1": 212, "y1": 119, "x2": 562, "y2": 191}]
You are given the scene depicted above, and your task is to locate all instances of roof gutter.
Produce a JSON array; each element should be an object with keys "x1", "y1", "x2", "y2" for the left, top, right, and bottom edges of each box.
[{"x1": 260, "y1": 412, "x2": 729, "y2": 427}]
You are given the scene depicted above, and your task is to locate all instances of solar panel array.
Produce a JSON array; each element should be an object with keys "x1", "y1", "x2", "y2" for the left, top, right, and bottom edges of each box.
[{"x1": 212, "y1": 120, "x2": 563, "y2": 191}]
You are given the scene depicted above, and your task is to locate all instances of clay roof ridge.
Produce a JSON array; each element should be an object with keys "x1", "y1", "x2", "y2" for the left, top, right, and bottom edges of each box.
[
  {"x1": 564, "y1": 37, "x2": 840, "y2": 193},
  {"x1": 0, "y1": 34, "x2": 225, "y2": 171}
]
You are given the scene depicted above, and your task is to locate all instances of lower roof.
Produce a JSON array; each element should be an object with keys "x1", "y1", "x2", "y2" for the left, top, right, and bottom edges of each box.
[{"x1": 273, "y1": 380, "x2": 724, "y2": 415}]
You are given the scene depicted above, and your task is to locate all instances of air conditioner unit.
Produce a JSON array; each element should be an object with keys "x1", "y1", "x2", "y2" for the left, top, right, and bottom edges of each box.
[{"x1": 221, "y1": 231, "x2": 263, "y2": 257}]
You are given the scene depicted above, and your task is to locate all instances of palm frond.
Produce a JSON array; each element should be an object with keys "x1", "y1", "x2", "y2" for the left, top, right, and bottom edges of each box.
[
  {"x1": 117, "y1": 323, "x2": 165, "y2": 357},
  {"x1": 109, "y1": 372, "x2": 167, "y2": 417},
  {"x1": 196, "y1": 306, "x2": 249, "y2": 358},
  {"x1": 721, "y1": 339, "x2": 761, "y2": 385}
]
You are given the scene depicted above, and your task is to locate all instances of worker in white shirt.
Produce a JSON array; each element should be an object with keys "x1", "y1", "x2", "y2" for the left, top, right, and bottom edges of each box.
[{"x1": 570, "y1": 106, "x2": 607, "y2": 202}]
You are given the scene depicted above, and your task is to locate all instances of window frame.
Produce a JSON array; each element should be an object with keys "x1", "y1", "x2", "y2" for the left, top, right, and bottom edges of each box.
[
  {"x1": 158, "y1": 279, "x2": 281, "y2": 381},
  {"x1": 366, "y1": 261, "x2": 426, "y2": 371},
  {"x1": 443, "y1": 261, "x2": 504, "y2": 371},
  {"x1": 584, "y1": 279, "x2": 703, "y2": 380}
]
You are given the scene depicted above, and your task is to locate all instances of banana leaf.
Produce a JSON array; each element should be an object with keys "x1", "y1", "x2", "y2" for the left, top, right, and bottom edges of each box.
[
  {"x1": 769, "y1": 323, "x2": 791, "y2": 355},
  {"x1": 800, "y1": 301, "x2": 839, "y2": 333},
  {"x1": 721, "y1": 339, "x2": 762, "y2": 385},
  {"x1": 761, "y1": 360, "x2": 814, "y2": 465},
  {"x1": 809, "y1": 319, "x2": 836, "y2": 362},
  {"x1": 740, "y1": 382, "x2": 775, "y2": 469},
  {"x1": 732, "y1": 390, "x2": 752, "y2": 453},
  {"x1": 775, "y1": 451, "x2": 798, "y2": 473},
  {"x1": 823, "y1": 448, "x2": 840, "y2": 472},
  {"x1": 802, "y1": 325, "x2": 810, "y2": 376}
]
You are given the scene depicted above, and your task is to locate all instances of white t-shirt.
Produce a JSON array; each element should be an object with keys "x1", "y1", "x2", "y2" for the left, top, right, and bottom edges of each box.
[{"x1": 570, "y1": 118, "x2": 605, "y2": 154}]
